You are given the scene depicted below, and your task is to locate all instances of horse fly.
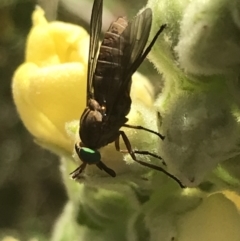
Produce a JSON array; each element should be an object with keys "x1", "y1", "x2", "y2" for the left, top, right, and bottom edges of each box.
[{"x1": 70, "y1": 0, "x2": 183, "y2": 187}]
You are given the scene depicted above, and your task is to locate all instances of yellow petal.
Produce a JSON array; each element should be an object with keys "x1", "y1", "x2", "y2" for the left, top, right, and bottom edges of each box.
[
  {"x1": 178, "y1": 193, "x2": 240, "y2": 241},
  {"x1": 26, "y1": 6, "x2": 89, "y2": 66},
  {"x1": 1, "y1": 237, "x2": 19, "y2": 241},
  {"x1": 12, "y1": 62, "x2": 86, "y2": 153},
  {"x1": 47, "y1": 21, "x2": 89, "y2": 64},
  {"x1": 131, "y1": 72, "x2": 154, "y2": 107},
  {"x1": 26, "y1": 7, "x2": 59, "y2": 66},
  {"x1": 222, "y1": 190, "x2": 240, "y2": 211},
  {"x1": 12, "y1": 7, "x2": 88, "y2": 153}
]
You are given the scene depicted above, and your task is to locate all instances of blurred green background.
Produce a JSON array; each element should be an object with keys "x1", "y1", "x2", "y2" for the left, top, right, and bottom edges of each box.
[{"x1": 0, "y1": 0, "x2": 164, "y2": 240}]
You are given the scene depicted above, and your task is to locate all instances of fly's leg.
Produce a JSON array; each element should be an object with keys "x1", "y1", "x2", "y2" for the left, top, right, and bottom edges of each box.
[
  {"x1": 72, "y1": 143, "x2": 116, "y2": 178},
  {"x1": 116, "y1": 148, "x2": 165, "y2": 165},
  {"x1": 96, "y1": 161, "x2": 116, "y2": 177},
  {"x1": 115, "y1": 130, "x2": 184, "y2": 188},
  {"x1": 70, "y1": 163, "x2": 87, "y2": 179},
  {"x1": 123, "y1": 123, "x2": 165, "y2": 140},
  {"x1": 115, "y1": 131, "x2": 163, "y2": 163},
  {"x1": 70, "y1": 143, "x2": 87, "y2": 179},
  {"x1": 133, "y1": 150, "x2": 166, "y2": 166},
  {"x1": 70, "y1": 161, "x2": 116, "y2": 179}
]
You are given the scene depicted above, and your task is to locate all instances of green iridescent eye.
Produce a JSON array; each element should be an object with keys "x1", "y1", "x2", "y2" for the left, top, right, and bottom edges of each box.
[{"x1": 79, "y1": 147, "x2": 101, "y2": 164}]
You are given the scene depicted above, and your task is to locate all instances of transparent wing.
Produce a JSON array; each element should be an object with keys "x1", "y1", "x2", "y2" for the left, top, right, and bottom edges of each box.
[
  {"x1": 87, "y1": 0, "x2": 103, "y2": 102},
  {"x1": 105, "y1": 8, "x2": 153, "y2": 116},
  {"x1": 92, "y1": 17, "x2": 128, "y2": 112},
  {"x1": 122, "y1": 8, "x2": 152, "y2": 80},
  {"x1": 95, "y1": 9, "x2": 154, "y2": 119}
]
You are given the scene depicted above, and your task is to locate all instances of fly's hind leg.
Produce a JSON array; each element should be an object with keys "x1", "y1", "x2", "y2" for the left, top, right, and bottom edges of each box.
[{"x1": 115, "y1": 130, "x2": 184, "y2": 188}]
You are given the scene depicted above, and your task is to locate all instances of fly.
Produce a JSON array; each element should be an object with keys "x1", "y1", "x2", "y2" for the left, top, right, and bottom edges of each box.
[{"x1": 70, "y1": 0, "x2": 183, "y2": 188}]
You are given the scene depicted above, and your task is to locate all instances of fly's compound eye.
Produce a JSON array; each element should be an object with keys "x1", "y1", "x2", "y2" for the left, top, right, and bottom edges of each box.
[{"x1": 76, "y1": 146, "x2": 101, "y2": 165}]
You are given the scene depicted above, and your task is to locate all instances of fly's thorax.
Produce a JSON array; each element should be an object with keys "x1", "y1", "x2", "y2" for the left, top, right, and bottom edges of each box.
[
  {"x1": 79, "y1": 109, "x2": 102, "y2": 148},
  {"x1": 75, "y1": 142, "x2": 101, "y2": 165},
  {"x1": 112, "y1": 93, "x2": 132, "y2": 117},
  {"x1": 79, "y1": 106, "x2": 127, "y2": 149},
  {"x1": 79, "y1": 99, "x2": 104, "y2": 148},
  {"x1": 88, "y1": 98, "x2": 101, "y2": 111}
]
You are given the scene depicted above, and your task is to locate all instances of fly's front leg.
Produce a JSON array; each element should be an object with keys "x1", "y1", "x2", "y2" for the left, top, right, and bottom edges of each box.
[
  {"x1": 115, "y1": 130, "x2": 184, "y2": 188},
  {"x1": 70, "y1": 163, "x2": 87, "y2": 179},
  {"x1": 96, "y1": 161, "x2": 116, "y2": 177},
  {"x1": 123, "y1": 123, "x2": 165, "y2": 140}
]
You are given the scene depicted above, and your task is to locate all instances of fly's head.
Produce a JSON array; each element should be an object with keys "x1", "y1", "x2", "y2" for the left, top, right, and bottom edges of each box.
[
  {"x1": 74, "y1": 142, "x2": 116, "y2": 178},
  {"x1": 75, "y1": 142, "x2": 101, "y2": 166},
  {"x1": 71, "y1": 142, "x2": 101, "y2": 179}
]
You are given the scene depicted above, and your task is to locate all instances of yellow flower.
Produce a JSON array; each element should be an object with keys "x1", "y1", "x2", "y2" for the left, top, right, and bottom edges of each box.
[
  {"x1": 12, "y1": 6, "x2": 89, "y2": 153},
  {"x1": 178, "y1": 193, "x2": 240, "y2": 241},
  {"x1": 12, "y1": 6, "x2": 154, "y2": 155},
  {"x1": 1, "y1": 237, "x2": 19, "y2": 241}
]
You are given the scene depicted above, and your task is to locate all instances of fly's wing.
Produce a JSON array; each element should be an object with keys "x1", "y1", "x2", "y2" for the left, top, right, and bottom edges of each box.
[
  {"x1": 87, "y1": 0, "x2": 103, "y2": 102},
  {"x1": 92, "y1": 17, "x2": 128, "y2": 113},
  {"x1": 122, "y1": 8, "x2": 152, "y2": 80},
  {"x1": 105, "y1": 8, "x2": 152, "y2": 116}
]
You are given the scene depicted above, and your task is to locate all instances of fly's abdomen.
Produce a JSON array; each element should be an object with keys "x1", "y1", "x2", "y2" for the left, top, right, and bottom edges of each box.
[
  {"x1": 93, "y1": 17, "x2": 129, "y2": 107},
  {"x1": 97, "y1": 17, "x2": 128, "y2": 70}
]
